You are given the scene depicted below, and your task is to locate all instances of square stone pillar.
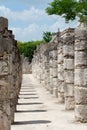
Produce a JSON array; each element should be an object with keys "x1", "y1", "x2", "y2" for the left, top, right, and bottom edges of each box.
[
  {"x1": 58, "y1": 41, "x2": 64, "y2": 103},
  {"x1": 63, "y1": 29, "x2": 75, "y2": 110},
  {"x1": 75, "y1": 28, "x2": 87, "y2": 122}
]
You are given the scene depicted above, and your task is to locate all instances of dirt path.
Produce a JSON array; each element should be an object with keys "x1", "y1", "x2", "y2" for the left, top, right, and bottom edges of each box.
[{"x1": 11, "y1": 74, "x2": 87, "y2": 130}]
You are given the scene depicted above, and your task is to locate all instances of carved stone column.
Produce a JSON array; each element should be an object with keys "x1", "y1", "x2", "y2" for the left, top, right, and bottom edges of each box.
[
  {"x1": 63, "y1": 28, "x2": 75, "y2": 110},
  {"x1": 58, "y1": 41, "x2": 64, "y2": 103},
  {"x1": 52, "y1": 43, "x2": 58, "y2": 97},
  {"x1": 0, "y1": 17, "x2": 22, "y2": 129},
  {"x1": 0, "y1": 17, "x2": 11, "y2": 130},
  {"x1": 75, "y1": 28, "x2": 87, "y2": 122},
  {"x1": 49, "y1": 49, "x2": 54, "y2": 94}
]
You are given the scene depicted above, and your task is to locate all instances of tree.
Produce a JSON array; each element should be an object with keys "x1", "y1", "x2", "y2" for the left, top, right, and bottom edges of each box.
[
  {"x1": 17, "y1": 40, "x2": 43, "y2": 63},
  {"x1": 43, "y1": 31, "x2": 52, "y2": 43},
  {"x1": 46, "y1": 0, "x2": 87, "y2": 24}
]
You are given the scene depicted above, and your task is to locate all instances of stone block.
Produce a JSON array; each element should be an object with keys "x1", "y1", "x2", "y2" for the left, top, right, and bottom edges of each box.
[
  {"x1": 64, "y1": 83, "x2": 74, "y2": 96},
  {"x1": 75, "y1": 105, "x2": 87, "y2": 122},
  {"x1": 75, "y1": 28, "x2": 87, "y2": 40},
  {"x1": 49, "y1": 60, "x2": 53, "y2": 67},
  {"x1": 58, "y1": 53, "x2": 63, "y2": 63},
  {"x1": 58, "y1": 92, "x2": 64, "y2": 103},
  {"x1": 64, "y1": 59, "x2": 74, "y2": 70},
  {"x1": 0, "y1": 111, "x2": 10, "y2": 130},
  {"x1": 64, "y1": 70, "x2": 74, "y2": 83},
  {"x1": 75, "y1": 51, "x2": 87, "y2": 67},
  {"x1": 53, "y1": 78, "x2": 58, "y2": 86},
  {"x1": 58, "y1": 71, "x2": 64, "y2": 81},
  {"x1": 58, "y1": 81, "x2": 64, "y2": 92},
  {"x1": 52, "y1": 60, "x2": 57, "y2": 68},
  {"x1": 75, "y1": 41, "x2": 87, "y2": 51},
  {"x1": 52, "y1": 50, "x2": 57, "y2": 59},
  {"x1": 63, "y1": 45, "x2": 74, "y2": 57},
  {"x1": 50, "y1": 68, "x2": 53, "y2": 76},
  {"x1": 75, "y1": 87, "x2": 87, "y2": 104},
  {"x1": 0, "y1": 61, "x2": 8, "y2": 75},
  {"x1": 58, "y1": 64, "x2": 63, "y2": 72},
  {"x1": 65, "y1": 97, "x2": 75, "y2": 110},
  {"x1": 58, "y1": 44, "x2": 62, "y2": 54},
  {"x1": 52, "y1": 68, "x2": 57, "y2": 77},
  {"x1": 0, "y1": 17, "x2": 8, "y2": 32},
  {"x1": 75, "y1": 68, "x2": 87, "y2": 86}
]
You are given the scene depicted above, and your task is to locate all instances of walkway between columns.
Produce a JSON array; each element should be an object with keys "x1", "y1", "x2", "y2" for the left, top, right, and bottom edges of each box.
[{"x1": 11, "y1": 74, "x2": 87, "y2": 130}]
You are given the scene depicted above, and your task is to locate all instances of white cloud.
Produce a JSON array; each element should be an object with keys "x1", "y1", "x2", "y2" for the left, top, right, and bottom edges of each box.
[
  {"x1": 0, "y1": 5, "x2": 78, "y2": 41},
  {"x1": 0, "y1": 6, "x2": 48, "y2": 22},
  {"x1": 10, "y1": 24, "x2": 42, "y2": 41},
  {"x1": 11, "y1": 20, "x2": 77, "y2": 42},
  {"x1": 10, "y1": 22, "x2": 66, "y2": 41}
]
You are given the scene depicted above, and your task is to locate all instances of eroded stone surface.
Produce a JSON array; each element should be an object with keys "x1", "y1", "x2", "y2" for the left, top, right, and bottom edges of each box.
[
  {"x1": 32, "y1": 27, "x2": 87, "y2": 123},
  {"x1": 0, "y1": 17, "x2": 22, "y2": 130}
]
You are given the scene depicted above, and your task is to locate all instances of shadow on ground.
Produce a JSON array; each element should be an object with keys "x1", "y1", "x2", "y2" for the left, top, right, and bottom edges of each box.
[
  {"x1": 17, "y1": 102, "x2": 43, "y2": 105},
  {"x1": 13, "y1": 120, "x2": 51, "y2": 125},
  {"x1": 18, "y1": 96, "x2": 39, "y2": 99},
  {"x1": 21, "y1": 87, "x2": 35, "y2": 89},
  {"x1": 20, "y1": 90, "x2": 36, "y2": 92},
  {"x1": 19, "y1": 93, "x2": 37, "y2": 95},
  {"x1": 16, "y1": 110, "x2": 47, "y2": 113}
]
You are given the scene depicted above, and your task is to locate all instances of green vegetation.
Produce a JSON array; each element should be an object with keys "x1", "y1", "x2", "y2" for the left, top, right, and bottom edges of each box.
[
  {"x1": 17, "y1": 32, "x2": 53, "y2": 63},
  {"x1": 46, "y1": 0, "x2": 87, "y2": 23},
  {"x1": 43, "y1": 31, "x2": 52, "y2": 42},
  {"x1": 17, "y1": 40, "x2": 43, "y2": 63}
]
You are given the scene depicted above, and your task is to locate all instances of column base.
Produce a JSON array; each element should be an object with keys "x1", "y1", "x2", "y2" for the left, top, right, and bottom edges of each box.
[{"x1": 65, "y1": 96, "x2": 75, "y2": 110}]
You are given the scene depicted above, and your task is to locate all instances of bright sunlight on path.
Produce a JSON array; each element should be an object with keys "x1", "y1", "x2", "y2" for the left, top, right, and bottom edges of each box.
[{"x1": 11, "y1": 74, "x2": 87, "y2": 130}]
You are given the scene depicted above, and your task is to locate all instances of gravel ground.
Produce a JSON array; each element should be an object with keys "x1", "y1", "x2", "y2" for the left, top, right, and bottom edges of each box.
[{"x1": 11, "y1": 74, "x2": 87, "y2": 130}]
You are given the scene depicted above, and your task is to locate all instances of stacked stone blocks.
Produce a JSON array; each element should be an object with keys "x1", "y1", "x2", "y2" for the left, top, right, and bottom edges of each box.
[
  {"x1": 0, "y1": 17, "x2": 22, "y2": 130},
  {"x1": 32, "y1": 27, "x2": 87, "y2": 123}
]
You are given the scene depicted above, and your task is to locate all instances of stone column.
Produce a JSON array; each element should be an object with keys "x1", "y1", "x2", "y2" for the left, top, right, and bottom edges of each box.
[
  {"x1": 49, "y1": 49, "x2": 54, "y2": 94},
  {"x1": 57, "y1": 41, "x2": 64, "y2": 103},
  {"x1": 0, "y1": 17, "x2": 11, "y2": 130},
  {"x1": 63, "y1": 29, "x2": 75, "y2": 110},
  {"x1": 75, "y1": 28, "x2": 87, "y2": 122},
  {"x1": 44, "y1": 46, "x2": 50, "y2": 90},
  {"x1": 52, "y1": 43, "x2": 58, "y2": 97},
  {"x1": 3, "y1": 30, "x2": 22, "y2": 124},
  {"x1": 0, "y1": 17, "x2": 22, "y2": 129}
]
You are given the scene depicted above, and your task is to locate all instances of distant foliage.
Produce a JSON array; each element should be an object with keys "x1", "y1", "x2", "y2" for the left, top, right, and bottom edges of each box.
[
  {"x1": 17, "y1": 40, "x2": 43, "y2": 63},
  {"x1": 43, "y1": 31, "x2": 52, "y2": 43}
]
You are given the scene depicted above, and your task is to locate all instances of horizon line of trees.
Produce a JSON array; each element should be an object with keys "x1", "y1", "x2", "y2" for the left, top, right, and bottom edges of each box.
[
  {"x1": 17, "y1": 40, "x2": 43, "y2": 63},
  {"x1": 17, "y1": 32, "x2": 52, "y2": 63}
]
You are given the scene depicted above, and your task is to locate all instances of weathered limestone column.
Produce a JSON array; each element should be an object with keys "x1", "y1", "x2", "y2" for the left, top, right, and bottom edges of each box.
[
  {"x1": 22, "y1": 57, "x2": 31, "y2": 74},
  {"x1": 10, "y1": 40, "x2": 22, "y2": 124},
  {"x1": 0, "y1": 17, "x2": 11, "y2": 130},
  {"x1": 75, "y1": 28, "x2": 87, "y2": 122},
  {"x1": 63, "y1": 28, "x2": 75, "y2": 110},
  {"x1": 41, "y1": 45, "x2": 46, "y2": 86},
  {"x1": 34, "y1": 48, "x2": 40, "y2": 80},
  {"x1": 0, "y1": 17, "x2": 22, "y2": 130},
  {"x1": 51, "y1": 43, "x2": 58, "y2": 97},
  {"x1": 43, "y1": 45, "x2": 49, "y2": 89},
  {"x1": 49, "y1": 48, "x2": 54, "y2": 94},
  {"x1": 41, "y1": 44, "x2": 50, "y2": 91},
  {"x1": 32, "y1": 50, "x2": 38, "y2": 78},
  {"x1": 57, "y1": 40, "x2": 64, "y2": 103},
  {"x1": 3, "y1": 29, "x2": 22, "y2": 124}
]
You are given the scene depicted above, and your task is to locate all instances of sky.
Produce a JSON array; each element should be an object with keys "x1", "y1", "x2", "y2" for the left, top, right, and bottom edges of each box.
[{"x1": 0, "y1": 0, "x2": 78, "y2": 42}]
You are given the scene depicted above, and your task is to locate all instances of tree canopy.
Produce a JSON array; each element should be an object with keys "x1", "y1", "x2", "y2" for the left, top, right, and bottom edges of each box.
[
  {"x1": 46, "y1": 0, "x2": 87, "y2": 23},
  {"x1": 17, "y1": 40, "x2": 43, "y2": 63}
]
